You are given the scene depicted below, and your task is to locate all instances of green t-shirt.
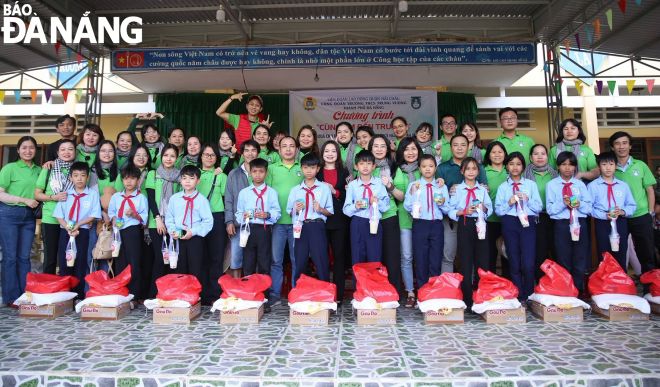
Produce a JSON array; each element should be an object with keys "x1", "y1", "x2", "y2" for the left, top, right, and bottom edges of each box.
[
  {"x1": 532, "y1": 169, "x2": 554, "y2": 211},
  {"x1": 0, "y1": 160, "x2": 41, "y2": 207},
  {"x1": 35, "y1": 168, "x2": 58, "y2": 224},
  {"x1": 436, "y1": 136, "x2": 453, "y2": 163},
  {"x1": 259, "y1": 149, "x2": 280, "y2": 164},
  {"x1": 117, "y1": 155, "x2": 129, "y2": 169},
  {"x1": 144, "y1": 170, "x2": 182, "y2": 228},
  {"x1": 227, "y1": 113, "x2": 259, "y2": 133},
  {"x1": 76, "y1": 148, "x2": 97, "y2": 167},
  {"x1": 492, "y1": 131, "x2": 535, "y2": 165},
  {"x1": 197, "y1": 169, "x2": 227, "y2": 213},
  {"x1": 173, "y1": 153, "x2": 184, "y2": 169},
  {"x1": 548, "y1": 145, "x2": 597, "y2": 172},
  {"x1": 114, "y1": 168, "x2": 149, "y2": 195},
  {"x1": 614, "y1": 157, "x2": 655, "y2": 218},
  {"x1": 147, "y1": 147, "x2": 161, "y2": 169},
  {"x1": 371, "y1": 167, "x2": 397, "y2": 220},
  {"x1": 96, "y1": 168, "x2": 117, "y2": 196},
  {"x1": 265, "y1": 160, "x2": 303, "y2": 224},
  {"x1": 339, "y1": 143, "x2": 363, "y2": 163},
  {"x1": 392, "y1": 167, "x2": 420, "y2": 229},
  {"x1": 484, "y1": 165, "x2": 507, "y2": 222}
]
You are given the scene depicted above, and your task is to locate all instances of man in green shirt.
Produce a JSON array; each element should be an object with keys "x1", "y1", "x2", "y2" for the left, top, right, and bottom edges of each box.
[
  {"x1": 492, "y1": 107, "x2": 535, "y2": 165},
  {"x1": 216, "y1": 93, "x2": 273, "y2": 153},
  {"x1": 610, "y1": 132, "x2": 657, "y2": 287},
  {"x1": 434, "y1": 113, "x2": 458, "y2": 164}
]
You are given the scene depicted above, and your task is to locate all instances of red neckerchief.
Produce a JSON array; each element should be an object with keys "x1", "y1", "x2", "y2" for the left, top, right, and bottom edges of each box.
[
  {"x1": 464, "y1": 186, "x2": 477, "y2": 225},
  {"x1": 562, "y1": 182, "x2": 574, "y2": 221},
  {"x1": 119, "y1": 190, "x2": 140, "y2": 222},
  {"x1": 511, "y1": 179, "x2": 522, "y2": 211},
  {"x1": 182, "y1": 192, "x2": 199, "y2": 228},
  {"x1": 253, "y1": 185, "x2": 268, "y2": 229},
  {"x1": 68, "y1": 192, "x2": 86, "y2": 223},
  {"x1": 604, "y1": 181, "x2": 617, "y2": 209},
  {"x1": 302, "y1": 185, "x2": 316, "y2": 220},
  {"x1": 426, "y1": 183, "x2": 434, "y2": 221}
]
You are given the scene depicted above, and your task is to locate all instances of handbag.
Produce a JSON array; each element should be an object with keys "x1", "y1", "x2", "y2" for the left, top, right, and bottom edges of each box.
[
  {"x1": 91, "y1": 224, "x2": 113, "y2": 260},
  {"x1": 33, "y1": 168, "x2": 52, "y2": 219}
]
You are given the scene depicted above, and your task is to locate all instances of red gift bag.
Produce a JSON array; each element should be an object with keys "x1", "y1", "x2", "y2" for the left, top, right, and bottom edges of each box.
[
  {"x1": 85, "y1": 266, "x2": 131, "y2": 298},
  {"x1": 352, "y1": 262, "x2": 399, "y2": 302},
  {"x1": 219, "y1": 274, "x2": 272, "y2": 301},
  {"x1": 156, "y1": 274, "x2": 202, "y2": 303},
  {"x1": 534, "y1": 259, "x2": 579, "y2": 297},
  {"x1": 640, "y1": 269, "x2": 660, "y2": 297},
  {"x1": 25, "y1": 273, "x2": 79, "y2": 294},
  {"x1": 288, "y1": 274, "x2": 336, "y2": 303},
  {"x1": 418, "y1": 272, "x2": 463, "y2": 302},
  {"x1": 472, "y1": 268, "x2": 519, "y2": 304},
  {"x1": 588, "y1": 253, "x2": 636, "y2": 296}
]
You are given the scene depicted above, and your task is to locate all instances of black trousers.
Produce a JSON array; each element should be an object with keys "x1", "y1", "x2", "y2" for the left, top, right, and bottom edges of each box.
[
  {"x1": 487, "y1": 221, "x2": 510, "y2": 278},
  {"x1": 294, "y1": 221, "x2": 329, "y2": 283},
  {"x1": 627, "y1": 214, "x2": 657, "y2": 275},
  {"x1": 58, "y1": 228, "x2": 89, "y2": 299},
  {"x1": 148, "y1": 228, "x2": 172, "y2": 299},
  {"x1": 139, "y1": 229, "x2": 154, "y2": 300},
  {"x1": 243, "y1": 224, "x2": 273, "y2": 276},
  {"x1": 554, "y1": 218, "x2": 589, "y2": 292},
  {"x1": 534, "y1": 212, "x2": 557, "y2": 282},
  {"x1": 457, "y1": 217, "x2": 488, "y2": 308},
  {"x1": 42, "y1": 223, "x2": 60, "y2": 275},
  {"x1": 176, "y1": 236, "x2": 205, "y2": 286},
  {"x1": 380, "y1": 216, "x2": 401, "y2": 293},
  {"x1": 203, "y1": 212, "x2": 227, "y2": 304},
  {"x1": 116, "y1": 225, "x2": 142, "y2": 298},
  {"x1": 327, "y1": 226, "x2": 349, "y2": 302}
]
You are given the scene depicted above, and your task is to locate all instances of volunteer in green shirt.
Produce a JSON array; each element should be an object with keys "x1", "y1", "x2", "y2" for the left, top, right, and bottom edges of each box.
[
  {"x1": 0, "y1": 136, "x2": 41, "y2": 306},
  {"x1": 391, "y1": 137, "x2": 422, "y2": 307},
  {"x1": 523, "y1": 144, "x2": 559, "y2": 282},
  {"x1": 115, "y1": 144, "x2": 152, "y2": 194},
  {"x1": 126, "y1": 112, "x2": 176, "y2": 169},
  {"x1": 34, "y1": 139, "x2": 76, "y2": 275},
  {"x1": 180, "y1": 135, "x2": 202, "y2": 167},
  {"x1": 145, "y1": 144, "x2": 181, "y2": 299},
  {"x1": 216, "y1": 93, "x2": 273, "y2": 153},
  {"x1": 460, "y1": 121, "x2": 486, "y2": 163},
  {"x1": 548, "y1": 118, "x2": 598, "y2": 181},
  {"x1": 217, "y1": 128, "x2": 240, "y2": 174},
  {"x1": 76, "y1": 123, "x2": 104, "y2": 167},
  {"x1": 265, "y1": 136, "x2": 304, "y2": 306},
  {"x1": 483, "y1": 141, "x2": 509, "y2": 277},
  {"x1": 115, "y1": 131, "x2": 133, "y2": 169},
  {"x1": 433, "y1": 113, "x2": 458, "y2": 164},
  {"x1": 389, "y1": 116, "x2": 409, "y2": 152},
  {"x1": 46, "y1": 114, "x2": 77, "y2": 162},
  {"x1": 414, "y1": 122, "x2": 437, "y2": 156},
  {"x1": 335, "y1": 122, "x2": 359, "y2": 171},
  {"x1": 296, "y1": 125, "x2": 320, "y2": 161},
  {"x1": 369, "y1": 134, "x2": 401, "y2": 292},
  {"x1": 251, "y1": 125, "x2": 279, "y2": 165},
  {"x1": 350, "y1": 126, "x2": 373, "y2": 176},
  {"x1": 168, "y1": 128, "x2": 186, "y2": 168},
  {"x1": 196, "y1": 143, "x2": 228, "y2": 305},
  {"x1": 610, "y1": 131, "x2": 657, "y2": 289},
  {"x1": 492, "y1": 107, "x2": 535, "y2": 165}
]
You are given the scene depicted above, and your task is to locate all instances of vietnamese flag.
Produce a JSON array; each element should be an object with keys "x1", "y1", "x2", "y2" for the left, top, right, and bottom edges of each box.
[{"x1": 115, "y1": 52, "x2": 144, "y2": 68}]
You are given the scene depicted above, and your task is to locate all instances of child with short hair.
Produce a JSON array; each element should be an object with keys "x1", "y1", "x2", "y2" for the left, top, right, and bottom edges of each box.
[
  {"x1": 448, "y1": 157, "x2": 493, "y2": 308},
  {"x1": 343, "y1": 150, "x2": 390, "y2": 265},
  {"x1": 53, "y1": 161, "x2": 102, "y2": 299},
  {"x1": 165, "y1": 165, "x2": 214, "y2": 285},
  {"x1": 404, "y1": 154, "x2": 450, "y2": 288},
  {"x1": 286, "y1": 153, "x2": 334, "y2": 283},
  {"x1": 546, "y1": 151, "x2": 593, "y2": 293},
  {"x1": 587, "y1": 151, "x2": 636, "y2": 269},
  {"x1": 108, "y1": 165, "x2": 149, "y2": 302}
]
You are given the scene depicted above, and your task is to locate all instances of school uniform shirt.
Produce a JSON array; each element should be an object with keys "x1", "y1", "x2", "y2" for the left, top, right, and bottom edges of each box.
[
  {"x1": 492, "y1": 131, "x2": 535, "y2": 165},
  {"x1": 53, "y1": 187, "x2": 102, "y2": 229},
  {"x1": 494, "y1": 177, "x2": 543, "y2": 217},
  {"x1": 532, "y1": 169, "x2": 554, "y2": 211},
  {"x1": 548, "y1": 144, "x2": 597, "y2": 173},
  {"x1": 35, "y1": 167, "x2": 61, "y2": 225},
  {"x1": 545, "y1": 177, "x2": 593, "y2": 220},
  {"x1": 435, "y1": 158, "x2": 488, "y2": 189},
  {"x1": 108, "y1": 190, "x2": 148, "y2": 229},
  {"x1": 114, "y1": 168, "x2": 149, "y2": 194},
  {"x1": 614, "y1": 156, "x2": 655, "y2": 218},
  {"x1": 392, "y1": 168, "x2": 421, "y2": 229},
  {"x1": 286, "y1": 179, "x2": 334, "y2": 222},
  {"x1": 235, "y1": 183, "x2": 281, "y2": 226},
  {"x1": 342, "y1": 176, "x2": 390, "y2": 220},
  {"x1": 165, "y1": 190, "x2": 214, "y2": 237},
  {"x1": 448, "y1": 182, "x2": 493, "y2": 222},
  {"x1": 0, "y1": 160, "x2": 41, "y2": 206},
  {"x1": 484, "y1": 165, "x2": 507, "y2": 222},
  {"x1": 197, "y1": 169, "x2": 227, "y2": 213},
  {"x1": 587, "y1": 177, "x2": 636, "y2": 221},
  {"x1": 372, "y1": 166, "x2": 397, "y2": 220},
  {"x1": 265, "y1": 159, "x2": 303, "y2": 224},
  {"x1": 403, "y1": 178, "x2": 451, "y2": 220},
  {"x1": 76, "y1": 148, "x2": 97, "y2": 167},
  {"x1": 144, "y1": 170, "x2": 181, "y2": 228}
]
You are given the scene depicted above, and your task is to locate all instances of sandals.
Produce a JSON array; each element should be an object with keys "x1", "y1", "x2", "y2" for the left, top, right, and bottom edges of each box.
[{"x1": 404, "y1": 295, "x2": 416, "y2": 308}]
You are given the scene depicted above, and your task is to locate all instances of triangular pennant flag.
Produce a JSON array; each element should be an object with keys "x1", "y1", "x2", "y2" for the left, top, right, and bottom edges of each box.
[
  {"x1": 575, "y1": 33, "x2": 581, "y2": 50},
  {"x1": 585, "y1": 25, "x2": 592, "y2": 44},
  {"x1": 29, "y1": 90, "x2": 37, "y2": 103},
  {"x1": 89, "y1": 87, "x2": 94, "y2": 95},
  {"x1": 76, "y1": 53, "x2": 82, "y2": 64},
  {"x1": 44, "y1": 90, "x2": 52, "y2": 102},
  {"x1": 607, "y1": 80, "x2": 617, "y2": 94},
  {"x1": 574, "y1": 80, "x2": 582, "y2": 94},
  {"x1": 647, "y1": 79, "x2": 655, "y2": 94},
  {"x1": 555, "y1": 45, "x2": 561, "y2": 58},
  {"x1": 555, "y1": 82, "x2": 561, "y2": 95},
  {"x1": 66, "y1": 47, "x2": 72, "y2": 59},
  {"x1": 596, "y1": 80, "x2": 604, "y2": 94},
  {"x1": 14, "y1": 90, "x2": 21, "y2": 103},
  {"x1": 0, "y1": 90, "x2": 4, "y2": 104},
  {"x1": 565, "y1": 40, "x2": 570, "y2": 55},
  {"x1": 554, "y1": 74, "x2": 563, "y2": 85},
  {"x1": 626, "y1": 79, "x2": 635, "y2": 94},
  {"x1": 543, "y1": 63, "x2": 549, "y2": 72},
  {"x1": 76, "y1": 88, "x2": 82, "y2": 100},
  {"x1": 594, "y1": 19, "x2": 601, "y2": 39},
  {"x1": 618, "y1": 0, "x2": 626, "y2": 15},
  {"x1": 635, "y1": 0, "x2": 641, "y2": 4},
  {"x1": 606, "y1": 9, "x2": 613, "y2": 29},
  {"x1": 61, "y1": 89, "x2": 69, "y2": 102},
  {"x1": 54, "y1": 41, "x2": 60, "y2": 55}
]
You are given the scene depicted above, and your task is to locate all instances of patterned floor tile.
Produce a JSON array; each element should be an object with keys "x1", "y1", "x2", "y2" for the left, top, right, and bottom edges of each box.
[
  {"x1": 338, "y1": 356, "x2": 411, "y2": 378},
  {"x1": 471, "y1": 353, "x2": 561, "y2": 377},
  {"x1": 266, "y1": 356, "x2": 336, "y2": 378},
  {"x1": 407, "y1": 356, "x2": 485, "y2": 378},
  {"x1": 193, "y1": 355, "x2": 269, "y2": 377}
]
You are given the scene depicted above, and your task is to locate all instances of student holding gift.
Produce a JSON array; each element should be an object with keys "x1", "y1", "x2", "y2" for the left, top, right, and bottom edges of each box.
[{"x1": 546, "y1": 151, "x2": 593, "y2": 293}]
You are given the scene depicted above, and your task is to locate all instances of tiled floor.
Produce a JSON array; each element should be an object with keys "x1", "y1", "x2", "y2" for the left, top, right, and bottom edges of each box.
[{"x1": 1, "y1": 304, "x2": 660, "y2": 387}]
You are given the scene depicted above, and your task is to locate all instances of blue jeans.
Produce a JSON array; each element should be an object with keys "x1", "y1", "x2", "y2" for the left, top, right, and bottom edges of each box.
[
  {"x1": 0, "y1": 203, "x2": 36, "y2": 303},
  {"x1": 229, "y1": 231, "x2": 243, "y2": 269},
  {"x1": 270, "y1": 223, "x2": 295, "y2": 301},
  {"x1": 400, "y1": 228, "x2": 414, "y2": 291}
]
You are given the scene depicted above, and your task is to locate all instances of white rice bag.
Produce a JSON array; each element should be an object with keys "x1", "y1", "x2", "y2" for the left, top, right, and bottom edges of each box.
[
  {"x1": 592, "y1": 293, "x2": 650, "y2": 314},
  {"x1": 643, "y1": 293, "x2": 660, "y2": 305},
  {"x1": 211, "y1": 297, "x2": 266, "y2": 312},
  {"x1": 13, "y1": 291, "x2": 77, "y2": 306},
  {"x1": 75, "y1": 294, "x2": 135, "y2": 313},
  {"x1": 351, "y1": 297, "x2": 399, "y2": 310},
  {"x1": 143, "y1": 298, "x2": 197, "y2": 309},
  {"x1": 289, "y1": 301, "x2": 337, "y2": 314},
  {"x1": 527, "y1": 293, "x2": 591, "y2": 310},
  {"x1": 471, "y1": 298, "x2": 521, "y2": 314},
  {"x1": 417, "y1": 298, "x2": 467, "y2": 313}
]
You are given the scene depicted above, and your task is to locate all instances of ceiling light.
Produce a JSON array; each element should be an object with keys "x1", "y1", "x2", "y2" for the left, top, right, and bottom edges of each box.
[
  {"x1": 216, "y1": 5, "x2": 225, "y2": 21},
  {"x1": 398, "y1": 0, "x2": 408, "y2": 13},
  {"x1": 314, "y1": 74, "x2": 319, "y2": 82}
]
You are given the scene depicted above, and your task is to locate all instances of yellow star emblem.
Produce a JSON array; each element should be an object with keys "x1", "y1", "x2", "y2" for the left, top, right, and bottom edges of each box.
[{"x1": 119, "y1": 57, "x2": 125, "y2": 63}]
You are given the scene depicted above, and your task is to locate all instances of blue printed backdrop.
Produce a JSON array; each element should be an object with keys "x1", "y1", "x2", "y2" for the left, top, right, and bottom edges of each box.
[{"x1": 111, "y1": 42, "x2": 536, "y2": 71}]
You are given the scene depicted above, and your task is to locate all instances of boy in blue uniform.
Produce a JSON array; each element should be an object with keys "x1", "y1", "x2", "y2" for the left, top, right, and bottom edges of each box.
[
  {"x1": 165, "y1": 165, "x2": 214, "y2": 285},
  {"x1": 587, "y1": 151, "x2": 636, "y2": 269},
  {"x1": 108, "y1": 165, "x2": 149, "y2": 301},
  {"x1": 343, "y1": 150, "x2": 390, "y2": 266},
  {"x1": 53, "y1": 161, "x2": 102, "y2": 299},
  {"x1": 546, "y1": 151, "x2": 593, "y2": 293},
  {"x1": 404, "y1": 154, "x2": 450, "y2": 288},
  {"x1": 286, "y1": 153, "x2": 334, "y2": 284}
]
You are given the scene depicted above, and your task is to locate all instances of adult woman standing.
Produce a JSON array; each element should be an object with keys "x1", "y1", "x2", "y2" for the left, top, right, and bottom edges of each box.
[
  {"x1": 181, "y1": 135, "x2": 202, "y2": 167},
  {"x1": 127, "y1": 112, "x2": 175, "y2": 169},
  {"x1": 168, "y1": 128, "x2": 186, "y2": 168},
  {"x1": 252, "y1": 125, "x2": 279, "y2": 164},
  {"x1": 414, "y1": 123, "x2": 436, "y2": 156},
  {"x1": 296, "y1": 125, "x2": 320, "y2": 160},
  {"x1": 391, "y1": 137, "x2": 422, "y2": 307},
  {"x1": 483, "y1": 141, "x2": 510, "y2": 277},
  {"x1": 335, "y1": 122, "x2": 358, "y2": 168},
  {"x1": 115, "y1": 131, "x2": 133, "y2": 169},
  {"x1": 0, "y1": 136, "x2": 41, "y2": 306},
  {"x1": 549, "y1": 119, "x2": 598, "y2": 180},
  {"x1": 390, "y1": 116, "x2": 409, "y2": 151},
  {"x1": 34, "y1": 140, "x2": 75, "y2": 275},
  {"x1": 76, "y1": 123, "x2": 104, "y2": 167},
  {"x1": 460, "y1": 121, "x2": 485, "y2": 163},
  {"x1": 316, "y1": 141, "x2": 351, "y2": 304},
  {"x1": 218, "y1": 128, "x2": 240, "y2": 172}
]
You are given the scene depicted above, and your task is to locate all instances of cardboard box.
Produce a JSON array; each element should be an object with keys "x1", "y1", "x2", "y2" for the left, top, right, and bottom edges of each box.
[
  {"x1": 81, "y1": 302, "x2": 131, "y2": 321},
  {"x1": 590, "y1": 302, "x2": 649, "y2": 321},
  {"x1": 479, "y1": 307, "x2": 526, "y2": 324},
  {"x1": 356, "y1": 308, "x2": 397, "y2": 325},
  {"x1": 423, "y1": 308, "x2": 464, "y2": 324},
  {"x1": 220, "y1": 305, "x2": 264, "y2": 324},
  {"x1": 289, "y1": 309, "x2": 330, "y2": 325},
  {"x1": 650, "y1": 301, "x2": 660, "y2": 316},
  {"x1": 153, "y1": 302, "x2": 201, "y2": 324},
  {"x1": 530, "y1": 301, "x2": 583, "y2": 323},
  {"x1": 19, "y1": 300, "x2": 74, "y2": 319}
]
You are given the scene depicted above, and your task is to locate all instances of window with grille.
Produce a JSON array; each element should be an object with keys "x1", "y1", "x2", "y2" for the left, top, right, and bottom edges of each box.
[
  {"x1": 475, "y1": 109, "x2": 534, "y2": 131},
  {"x1": 0, "y1": 115, "x2": 85, "y2": 136},
  {"x1": 572, "y1": 107, "x2": 660, "y2": 128}
]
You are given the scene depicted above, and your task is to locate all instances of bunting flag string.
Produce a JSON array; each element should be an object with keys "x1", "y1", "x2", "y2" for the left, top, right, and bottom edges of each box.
[
  {"x1": 596, "y1": 80, "x2": 604, "y2": 94},
  {"x1": 29, "y1": 90, "x2": 37, "y2": 103},
  {"x1": 626, "y1": 79, "x2": 635, "y2": 94},
  {"x1": 66, "y1": 47, "x2": 72, "y2": 60},
  {"x1": 607, "y1": 80, "x2": 617, "y2": 94},
  {"x1": 54, "y1": 41, "x2": 60, "y2": 55},
  {"x1": 574, "y1": 80, "x2": 582, "y2": 95},
  {"x1": 13, "y1": 90, "x2": 21, "y2": 103},
  {"x1": 61, "y1": 89, "x2": 69, "y2": 102},
  {"x1": 0, "y1": 91, "x2": 4, "y2": 104},
  {"x1": 565, "y1": 40, "x2": 570, "y2": 55},
  {"x1": 76, "y1": 89, "x2": 83, "y2": 100},
  {"x1": 606, "y1": 9, "x2": 613, "y2": 29},
  {"x1": 76, "y1": 53, "x2": 82, "y2": 64},
  {"x1": 543, "y1": 63, "x2": 549, "y2": 72},
  {"x1": 44, "y1": 90, "x2": 52, "y2": 102},
  {"x1": 585, "y1": 25, "x2": 592, "y2": 44},
  {"x1": 594, "y1": 19, "x2": 601, "y2": 39},
  {"x1": 574, "y1": 33, "x2": 581, "y2": 50},
  {"x1": 647, "y1": 79, "x2": 655, "y2": 94},
  {"x1": 618, "y1": 0, "x2": 626, "y2": 15}
]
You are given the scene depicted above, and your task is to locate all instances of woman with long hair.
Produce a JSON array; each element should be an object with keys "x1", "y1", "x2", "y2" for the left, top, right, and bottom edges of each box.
[
  {"x1": 460, "y1": 121, "x2": 485, "y2": 163},
  {"x1": 296, "y1": 125, "x2": 320, "y2": 160},
  {"x1": 126, "y1": 112, "x2": 176, "y2": 169},
  {"x1": 115, "y1": 131, "x2": 133, "y2": 169},
  {"x1": 549, "y1": 118, "x2": 598, "y2": 181},
  {"x1": 414, "y1": 122, "x2": 436, "y2": 156},
  {"x1": 252, "y1": 124, "x2": 280, "y2": 164},
  {"x1": 483, "y1": 141, "x2": 510, "y2": 278},
  {"x1": 181, "y1": 135, "x2": 202, "y2": 167},
  {"x1": 76, "y1": 123, "x2": 104, "y2": 167},
  {"x1": 167, "y1": 127, "x2": 186, "y2": 168}
]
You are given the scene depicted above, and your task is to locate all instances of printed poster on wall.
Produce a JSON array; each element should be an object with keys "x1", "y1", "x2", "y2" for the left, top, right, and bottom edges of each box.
[{"x1": 289, "y1": 89, "x2": 438, "y2": 143}]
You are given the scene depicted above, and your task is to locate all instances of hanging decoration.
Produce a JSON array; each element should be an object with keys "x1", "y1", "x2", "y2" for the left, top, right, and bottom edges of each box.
[
  {"x1": 44, "y1": 90, "x2": 52, "y2": 102},
  {"x1": 76, "y1": 53, "x2": 82, "y2": 64},
  {"x1": 607, "y1": 80, "x2": 617, "y2": 94},
  {"x1": 646, "y1": 79, "x2": 655, "y2": 94},
  {"x1": 76, "y1": 89, "x2": 83, "y2": 100},
  {"x1": 596, "y1": 80, "x2": 604, "y2": 94},
  {"x1": 618, "y1": 0, "x2": 626, "y2": 15},
  {"x1": 543, "y1": 63, "x2": 549, "y2": 72},
  {"x1": 626, "y1": 79, "x2": 635, "y2": 94},
  {"x1": 29, "y1": 90, "x2": 37, "y2": 103},
  {"x1": 66, "y1": 47, "x2": 72, "y2": 60},
  {"x1": 574, "y1": 80, "x2": 582, "y2": 95},
  {"x1": 61, "y1": 89, "x2": 69, "y2": 102},
  {"x1": 565, "y1": 40, "x2": 570, "y2": 55},
  {"x1": 0, "y1": 91, "x2": 4, "y2": 104},
  {"x1": 606, "y1": 9, "x2": 613, "y2": 29},
  {"x1": 54, "y1": 41, "x2": 60, "y2": 55},
  {"x1": 13, "y1": 90, "x2": 21, "y2": 103},
  {"x1": 594, "y1": 19, "x2": 601, "y2": 39},
  {"x1": 585, "y1": 25, "x2": 592, "y2": 44},
  {"x1": 575, "y1": 33, "x2": 581, "y2": 50}
]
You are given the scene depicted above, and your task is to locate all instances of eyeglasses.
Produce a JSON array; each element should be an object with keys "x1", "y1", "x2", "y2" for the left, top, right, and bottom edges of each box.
[
  {"x1": 99, "y1": 149, "x2": 114, "y2": 154},
  {"x1": 441, "y1": 121, "x2": 456, "y2": 126},
  {"x1": 501, "y1": 117, "x2": 518, "y2": 122},
  {"x1": 202, "y1": 153, "x2": 216, "y2": 158}
]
